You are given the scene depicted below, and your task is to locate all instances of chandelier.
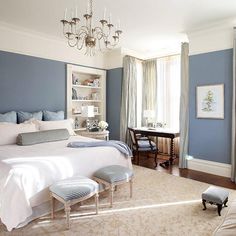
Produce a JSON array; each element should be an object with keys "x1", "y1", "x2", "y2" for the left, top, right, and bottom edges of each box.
[{"x1": 61, "y1": 0, "x2": 122, "y2": 56}]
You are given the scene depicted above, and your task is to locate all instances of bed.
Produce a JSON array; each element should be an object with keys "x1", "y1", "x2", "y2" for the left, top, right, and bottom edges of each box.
[{"x1": 0, "y1": 135, "x2": 132, "y2": 231}]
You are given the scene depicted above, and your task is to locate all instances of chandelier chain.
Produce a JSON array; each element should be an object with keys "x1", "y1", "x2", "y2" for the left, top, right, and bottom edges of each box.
[{"x1": 90, "y1": 0, "x2": 93, "y2": 16}]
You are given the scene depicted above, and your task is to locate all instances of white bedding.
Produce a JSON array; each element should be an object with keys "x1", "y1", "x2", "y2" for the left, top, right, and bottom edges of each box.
[{"x1": 0, "y1": 135, "x2": 132, "y2": 231}]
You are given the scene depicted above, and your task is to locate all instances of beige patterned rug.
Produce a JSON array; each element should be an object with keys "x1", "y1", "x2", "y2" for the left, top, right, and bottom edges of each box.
[{"x1": 1, "y1": 165, "x2": 236, "y2": 236}]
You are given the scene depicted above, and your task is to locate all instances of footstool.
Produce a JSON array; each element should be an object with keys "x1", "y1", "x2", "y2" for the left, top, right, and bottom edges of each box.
[
  {"x1": 49, "y1": 176, "x2": 99, "y2": 229},
  {"x1": 93, "y1": 165, "x2": 133, "y2": 207},
  {"x1": 202, "y1": 186, "x2": 229, "y2": 216}
]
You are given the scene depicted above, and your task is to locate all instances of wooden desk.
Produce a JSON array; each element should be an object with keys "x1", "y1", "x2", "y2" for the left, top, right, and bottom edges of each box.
[{"x1": 133, "y1": 127, "x2": 179, "y2": 167}]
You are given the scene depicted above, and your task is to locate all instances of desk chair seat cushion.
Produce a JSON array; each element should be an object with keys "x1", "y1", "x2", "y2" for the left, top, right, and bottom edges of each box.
[
  {"x1": 202, "y1": 186, "x2": 229, "y2": 205},
  {"x1": 93, "y1": 165, "x2": 133, "y2": 184},
  {"x1": 50, "y1": 176, "x2": 98, "y2": 201},
  {"x1": 133, "y1": 140, "x2": 157, "y2": 151}
]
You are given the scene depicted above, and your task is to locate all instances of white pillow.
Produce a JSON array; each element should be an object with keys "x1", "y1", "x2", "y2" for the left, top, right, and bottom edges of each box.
[
  {"x1": 24, "y1": 118, "x2": 41, "y2": 129},
  {"x1": 38, "y1": 119, "x2": 75, "y2": 136},
  {"x1": 0, "y1": 123, "x2": 38, "y2": 145}
]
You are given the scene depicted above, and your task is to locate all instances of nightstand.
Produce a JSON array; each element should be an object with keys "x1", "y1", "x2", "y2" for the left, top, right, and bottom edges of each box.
[{"x1": 79, "y1": 130, "x2": 109, "y2": 140}]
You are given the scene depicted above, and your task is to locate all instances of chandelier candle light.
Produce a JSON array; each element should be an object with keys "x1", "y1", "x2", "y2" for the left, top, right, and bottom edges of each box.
[{"x1": 61, "y1": 0, "x2": 122, "y2": 56}]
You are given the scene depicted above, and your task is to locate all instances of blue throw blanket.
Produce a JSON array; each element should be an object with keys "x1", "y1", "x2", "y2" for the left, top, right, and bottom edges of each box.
[{"x1": 67, "y1": 140, "x2": 133, "y2": 158}]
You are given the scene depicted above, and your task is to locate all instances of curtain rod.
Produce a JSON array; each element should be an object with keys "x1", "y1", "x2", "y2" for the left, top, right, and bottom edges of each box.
[{"x1": 124, "y1": 53, "x2": 180, "y2": 62}]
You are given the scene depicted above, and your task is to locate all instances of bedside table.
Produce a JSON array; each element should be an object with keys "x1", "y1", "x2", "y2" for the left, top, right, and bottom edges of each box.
[{"x1": 79, "y1": 130, "x2": 109, "y2": 140}]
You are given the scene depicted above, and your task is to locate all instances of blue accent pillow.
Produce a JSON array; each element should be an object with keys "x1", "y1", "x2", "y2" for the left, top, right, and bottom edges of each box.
[
  {"x1": 17, "y1": 111, "x2": 43, "y2": 123},
  {"x1": 43, "y1": 110, "x2": 64, "y2": 121},
  {"x1": 0, "y1": 111, "x2": 17, "y2": 123}
]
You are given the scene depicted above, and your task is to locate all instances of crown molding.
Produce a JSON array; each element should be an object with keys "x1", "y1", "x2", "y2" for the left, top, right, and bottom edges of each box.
[{"x1": 187, "y1": 17, "x2": 236, "y2": 37}]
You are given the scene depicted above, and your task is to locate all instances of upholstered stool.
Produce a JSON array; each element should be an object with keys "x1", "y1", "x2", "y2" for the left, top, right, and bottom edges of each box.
[
  {"x1": 202, "y1": 186, "x2": 229, "y2": 216},
  {"x1": 93, "y1": 165, "x2": 133, "y2": 207},
  {"x1": 49, "y1": 176, "x2": 99, "y2": 229}
]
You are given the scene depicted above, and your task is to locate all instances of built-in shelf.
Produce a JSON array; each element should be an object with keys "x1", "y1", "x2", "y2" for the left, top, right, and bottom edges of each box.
[
  {"x1": 72, "y1": 85, "x2": 101, "y2": 89},
  {"x1": 67, "y1": 64, "x2": 106, "y2": 134},
  {"x1": 72, "y1": 99, "x2": 102, "y2": 102}
]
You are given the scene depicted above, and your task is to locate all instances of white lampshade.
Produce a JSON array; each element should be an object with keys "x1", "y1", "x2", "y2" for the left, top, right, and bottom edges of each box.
[
  {"x1": 82, "y1": 105, "x2": 94, "y2": 118},
  {"x1": 143, "y1": 110, "x2": 155, "y2": 118}
]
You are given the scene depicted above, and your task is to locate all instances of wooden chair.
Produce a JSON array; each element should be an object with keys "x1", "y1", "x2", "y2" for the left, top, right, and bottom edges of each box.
[{"x1": 128, "y1": 127, "x2": 158, "y2": 167}]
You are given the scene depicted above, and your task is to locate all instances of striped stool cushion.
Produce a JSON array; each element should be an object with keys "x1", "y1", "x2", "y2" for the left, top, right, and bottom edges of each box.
[
  {"x1": 93, "y1": 165, "x2": 133, "y2": 184},
  {"x1": 50, "y1": 176, "x2": 98, "y2": 201}
]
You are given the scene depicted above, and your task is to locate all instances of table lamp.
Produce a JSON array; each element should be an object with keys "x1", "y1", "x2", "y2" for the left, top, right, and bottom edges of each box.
[
  {"x1": 143, "y1": 110, "x2": 155, "y2": 127},
  {"x1": 82, "y1": 105, "x2": 95, "y2": 130}
]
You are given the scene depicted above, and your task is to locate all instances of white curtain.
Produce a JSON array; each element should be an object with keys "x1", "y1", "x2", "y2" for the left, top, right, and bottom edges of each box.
[
  {"x1": 231, "y1": 27, "x2": 236, "y2": 182},
  {"x1": 154, "y1": 55, "x2": 180, "y2": 155},
  {"x1": 179, "y1": 42, "x2": 189, "y2": 169},
  {"x1": 142, "y1": 60, "x2": 157, "y2": 126},
  {"x1": 120, "y1": 56, "x2": 139, "y2": 142}
]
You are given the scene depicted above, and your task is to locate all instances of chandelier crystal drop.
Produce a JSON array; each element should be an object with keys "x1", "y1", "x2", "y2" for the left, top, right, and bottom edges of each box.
[{"x1": 61, "y1": 0, "x2": 122, "y2": 56}]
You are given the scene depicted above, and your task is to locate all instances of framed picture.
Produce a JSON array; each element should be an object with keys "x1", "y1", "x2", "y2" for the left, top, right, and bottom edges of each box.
[{"x1": 196, "y1": 84, "x2": 224, "y2": 119}]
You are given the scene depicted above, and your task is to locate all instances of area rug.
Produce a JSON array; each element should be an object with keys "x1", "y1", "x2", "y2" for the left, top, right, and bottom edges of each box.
[{"x1": 1, "y1": 165, "x2": 236, "y2": 236}]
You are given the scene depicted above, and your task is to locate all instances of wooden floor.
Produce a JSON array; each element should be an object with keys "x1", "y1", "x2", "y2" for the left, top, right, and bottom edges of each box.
[{"x1": 135, "y1": 154, "x2": 236, "y2": 190}]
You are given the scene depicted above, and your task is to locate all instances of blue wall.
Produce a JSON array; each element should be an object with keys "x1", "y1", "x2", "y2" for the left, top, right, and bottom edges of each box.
[
  {"x1": 189, "y1": 49, "x2": 233, "y2": 164},
  {"x1": 0, "y1": 50, "x2": 105, "y2": 115},
  {"x1": 106, "y1": 68, "x2": 123, "y2": 140},
  {"x1": 0, "y1": 51, "x2": 66, "y2": 113},
  {"x1": 0, "y1": 50, "x2": 121, "y2": 140}
]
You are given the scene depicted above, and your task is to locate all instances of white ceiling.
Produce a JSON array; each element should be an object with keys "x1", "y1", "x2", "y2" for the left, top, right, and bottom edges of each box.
[{"x1": 0, "y1": 0, "x2": 236, "y2": 57}]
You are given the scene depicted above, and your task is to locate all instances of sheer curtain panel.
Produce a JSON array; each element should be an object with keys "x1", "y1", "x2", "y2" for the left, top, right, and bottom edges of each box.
[
  {"x1": 179, "y1": 42, "x2": 189, "y2": 169},
  {"x1": 120, "y1": 56, "x2": 138, "y2": 142},
  {"x1": 142, "y1": 60, "x2": 157, "y2": 125},
  {"x1": 155, "y1": 55, "x2": 180, "y2": 155}
]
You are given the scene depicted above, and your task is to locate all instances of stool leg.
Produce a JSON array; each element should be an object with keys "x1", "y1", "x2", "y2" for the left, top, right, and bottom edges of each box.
[
  {"x1": 130, "y1": 179, "x2": 133, "y2": 198},
  {"x1": 224, "y1": 197, "x2": 228, "y2": 207},
  {"x1": 51, "y1": 193, "x2": 55, "y2": 219},
  {"x1": 110, "y1": 185, "x2": 114, "y2": 207},
  {"x1": 202, "y1": 199, "x2": 207, "y2": 210},
  {"x1": 95, "y1": 193, "x2": 99, "y2": 214},
  {"x1": 217, "y1": 204, "x2": 223, "y2": 216},
  {"x1": 65, "y1": 203, "x2": 71, "y2": 229}
]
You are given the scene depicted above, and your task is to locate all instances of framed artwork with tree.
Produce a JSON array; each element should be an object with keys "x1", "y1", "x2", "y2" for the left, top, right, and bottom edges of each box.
[{"x1": 196, "y1": 84, "x2": 224, "y2": 119}]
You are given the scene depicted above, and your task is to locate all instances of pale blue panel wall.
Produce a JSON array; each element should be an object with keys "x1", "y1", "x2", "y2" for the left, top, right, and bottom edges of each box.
[{"x1": 189, "y1": 49, "x2": 233, "y2": 164}]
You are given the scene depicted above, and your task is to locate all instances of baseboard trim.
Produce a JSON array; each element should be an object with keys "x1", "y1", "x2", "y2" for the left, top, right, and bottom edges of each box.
[{"x1": 187, "y1": 158, "x2": 231, "y2": 178}]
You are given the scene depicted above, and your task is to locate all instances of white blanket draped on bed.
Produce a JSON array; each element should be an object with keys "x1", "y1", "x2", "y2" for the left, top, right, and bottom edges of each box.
[{"x1": 0, "y1": 135, "x2": 132, "y2": 231}]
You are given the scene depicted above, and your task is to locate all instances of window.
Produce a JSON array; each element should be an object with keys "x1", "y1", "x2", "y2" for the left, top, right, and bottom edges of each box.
[
  {"x1": 156, "y1": 55, "x2": 180, "y2": 130},
  {"x1": 136, "y1": 55, "x2": 180, "y2": 130}
]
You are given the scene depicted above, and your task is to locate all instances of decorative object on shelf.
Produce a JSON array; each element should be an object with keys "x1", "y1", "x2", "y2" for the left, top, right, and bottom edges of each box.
[
  {"x1": 82, "y1": 79, "x2": 94, "y2": 86},
  {"x1": 72, "y1": 74, "x2": 80, "y2": 85},
  {"x1": 74, "y1": 117, "x2": 80, "y2": 129},
  {"x1": 72, "y1": 108, "x2": 81, "y2": 115},
  {"x1": 93, "y1": 78, "x2": 100, "y2": 87},
  {"x1": 60, "y1": 0, "x2": 122, "y2": 56},
  {"x1": 89, "y1": 119, "x2": 99, "y2": 132},
  {"x1": 196, "y1": 84, "x2": 224, "y2": 119},
  {"x1": 98, "y1": 120, "x2": 108, "y2": 131},
  {"x1": 91, "y1": 92, "x2": 99, "y2": 100},
  {"x1": 72, "y1": 88, "x2": 78, "y2": 100},
  {"x1": 143, "y1": 110, "x2": 155, "y2": 127}
]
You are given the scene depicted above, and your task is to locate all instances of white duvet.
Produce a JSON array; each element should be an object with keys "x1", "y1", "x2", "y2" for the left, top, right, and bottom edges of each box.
[{"x1": 0, "y1": 135, "x2": 132, "y2": 231}]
